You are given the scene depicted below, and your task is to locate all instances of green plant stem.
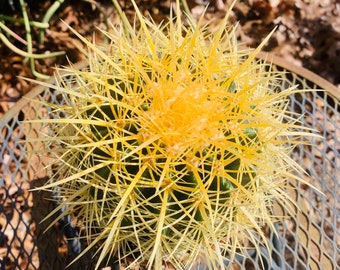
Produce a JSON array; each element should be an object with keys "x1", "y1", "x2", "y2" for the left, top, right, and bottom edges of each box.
[
  {"x1": 0, "y1": 21, "x2": 27, "y2": 45},
  {"x1": 19, "y1": 0, "x2": 50, "y2": 79},
  {"x1": 0, "y1": 33, "x2": 64, "y2": 59},
  {"x1": 39, "y1": 0, "x2": 65, "y2": 45},
  {"x1": 0, "y1": 14, "x2": 49, "y2": 29}
]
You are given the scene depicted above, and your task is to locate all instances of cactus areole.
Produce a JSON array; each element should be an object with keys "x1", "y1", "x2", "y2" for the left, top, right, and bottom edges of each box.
[{"x1": 35, "y1": 1, "x2": 314, "y2": 269}]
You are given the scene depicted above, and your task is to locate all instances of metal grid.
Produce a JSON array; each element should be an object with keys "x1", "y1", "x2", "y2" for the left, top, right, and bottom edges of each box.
[{"x1": 0, "y1": 58, "x2": 339, "y2": 269}]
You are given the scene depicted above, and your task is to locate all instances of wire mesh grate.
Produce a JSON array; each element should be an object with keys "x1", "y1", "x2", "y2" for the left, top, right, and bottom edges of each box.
[{"x1": 0, "y1": 58, "x2": 339, "y2": 269}]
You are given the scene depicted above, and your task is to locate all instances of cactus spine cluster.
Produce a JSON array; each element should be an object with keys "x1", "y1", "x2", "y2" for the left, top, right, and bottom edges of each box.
[{"x1": 34, "y1": 1, "x2": 313, "y2": 269}]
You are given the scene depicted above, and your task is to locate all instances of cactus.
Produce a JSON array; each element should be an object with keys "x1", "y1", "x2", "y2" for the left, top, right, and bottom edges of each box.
[{"x1": 32, "y1": 1, "x2": 315, "y2": 269}]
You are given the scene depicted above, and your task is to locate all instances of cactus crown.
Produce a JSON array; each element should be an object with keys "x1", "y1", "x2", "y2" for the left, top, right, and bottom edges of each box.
[{"x1": 34, "y1": 1, "x2": 314, "y2": 269}]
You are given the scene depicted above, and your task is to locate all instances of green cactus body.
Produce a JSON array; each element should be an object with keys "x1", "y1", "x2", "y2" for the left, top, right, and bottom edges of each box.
[{"x1": 33, "y1": 1, "x2": 316, "y2": 269}]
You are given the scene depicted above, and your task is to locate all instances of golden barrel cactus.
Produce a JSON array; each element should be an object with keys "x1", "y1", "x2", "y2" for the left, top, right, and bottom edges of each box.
[{"x1": 32, "y1": 1, "x2": 315, "y2": 269}]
